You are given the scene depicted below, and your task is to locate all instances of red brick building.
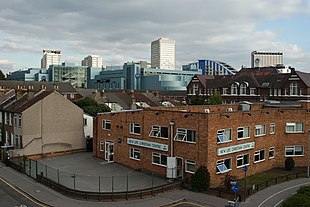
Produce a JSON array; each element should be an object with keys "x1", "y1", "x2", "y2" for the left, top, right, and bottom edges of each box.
[{"x1": 93, "y1": 102, "x2": 310, "y2": 187}]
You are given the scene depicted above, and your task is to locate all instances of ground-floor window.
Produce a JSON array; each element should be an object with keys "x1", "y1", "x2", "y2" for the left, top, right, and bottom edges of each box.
[
  {"x1": 216, "y1": 158, "x2": 231, "y2": 174},
  {"x1": 185, "y1": 159, "x2": 196, "y2": 174},
  {"x1": 236, "y1": 153, "x2": 249, "y2": 168},
  {"x1": 152, "y1": 152, "x2": 167, "y2": 167},
  {"x1": 285, "y1": 146, "x2": 304, "y2": 156},
  {"x1": 130, "y1": 148, "x2": 140, "y2": 160},
  {"x1": 99, "y1": 141, "x2": 104, "y2": 151},
  {"x1": 254, "y1": 149, "x2": 265, "y2": 163},
  {"x1": 269, "y1": 147, "x2": 275, "y2": 159}
]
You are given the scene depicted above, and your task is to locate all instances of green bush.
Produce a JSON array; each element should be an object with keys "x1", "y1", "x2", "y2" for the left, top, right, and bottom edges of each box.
[
  {"x1": 191, "y1": 166, "x2": 210, "y2": 192},
  {"x1": 285, "y1": 157, "x2": 295, "y2": 171}
]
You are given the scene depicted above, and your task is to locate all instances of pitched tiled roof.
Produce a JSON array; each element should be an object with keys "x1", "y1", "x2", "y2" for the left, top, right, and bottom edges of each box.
[
  {"x1": 0, "y1": 80, "x2": 77, "y2": 93},
  {"x1": 296, "y1": 71, "x2": 310, "y2": 87}
]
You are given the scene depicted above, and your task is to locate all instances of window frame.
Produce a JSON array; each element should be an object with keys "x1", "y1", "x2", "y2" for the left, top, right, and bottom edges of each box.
[
  {"x1": 149, "y1": 125, "x2": 169, "y2": 139},
  {"x1": 285, "y1": 122, "x2": 304, "y2": 133},
  {"x1": 129, "y1": 147, "x2": 140, "y2": 160},
  {"x1": 254, "y1": 149, "x2": 265, "y2": 163},
  {"x1": 99, "y1": 141, "x2": 104, "y2": 151},
  {"x1": 237, "y1": 126, "x2": 250, "y2": 140},
  {"x1": 217, "y1": 128, "x2": 232, "y2": 143},
  {"x1": 129, "y1": 123, "x2": 141, "y2": 135},
  {"x1": 185, "y1": 159, "x2": 196, "y2": 174},
  {"x1": 285, "y1": 146, "x2": 304, "y2": 157},
  {"x1": 236, "y1": 153, "x2": 250, "y2": 168},
  {"x1": 216, "y1": 157, "x2": 232, "y2": 174},
  {"x1": 174, "y1": 128, "x2": 196, "y2": 143},
  {"x1": 254, "y1": 124, "x2": 266, "y2": 137},
  {"x1": 270, "y1": 123, "x2": 275, "y2": 134},
  {"x1": 269, "y1": 147, "x2": 275, "y2": 159},
  {"x1": 102, "y1": 119, "x2": 111, "y2": 130},
  {"x1": 152, "y1": 152, "x2": 168, "y2": 167}
]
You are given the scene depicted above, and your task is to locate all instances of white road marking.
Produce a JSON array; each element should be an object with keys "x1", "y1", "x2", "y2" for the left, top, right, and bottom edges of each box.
[
  {"x1": 274, "y1": 199, "x2": 283, "y2": 207},
  {"x1": 258, "y1": 181, "x2": 310, "y2": 207}
]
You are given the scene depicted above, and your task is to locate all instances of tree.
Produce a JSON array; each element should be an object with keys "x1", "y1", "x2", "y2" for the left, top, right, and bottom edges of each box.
[
  {"x1": 0, "y1": 70, "x2": 5, "y2": 80},
  {"x1": 207, "y1": 92, "x2": 222, "y2": 105},
  {"x1": 191, "y1": 166, "x2": 210, "y2": 192},
  {"x1": 285, "y1": 157, "x2": 295, "y2": 171},
  {"x1": 75, "y1": 97, "x2": 111, "y2": 116}
]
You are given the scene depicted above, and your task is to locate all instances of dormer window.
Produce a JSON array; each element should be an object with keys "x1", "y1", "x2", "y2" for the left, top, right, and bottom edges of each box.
[
  {"x1": 231, "y1": 83, "x2": 238, "y2": 95},
  {"x1": 290, "y1": 83, "x2": 298, "y2": 95},
  {"x1": 240, "y1": 83, "x2": 247, "y2": 95}
]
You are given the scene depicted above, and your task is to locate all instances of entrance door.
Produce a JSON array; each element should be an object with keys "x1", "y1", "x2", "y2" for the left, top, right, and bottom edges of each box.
[
  {"x1": 105, "y1": 141, "x2": 114, "y2": 162},
  {"x1": 176, "y1": 157, "x2": 183, "y2": 178}
]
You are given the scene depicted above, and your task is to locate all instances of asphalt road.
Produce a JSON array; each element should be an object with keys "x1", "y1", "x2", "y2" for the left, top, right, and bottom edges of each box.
[{"x1": 0, "y1": 177, "x2": 41, "y2": 207}]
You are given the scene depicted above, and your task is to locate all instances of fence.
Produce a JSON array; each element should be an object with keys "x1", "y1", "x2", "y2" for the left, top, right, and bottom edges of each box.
[{"x1": 7, "y1": 153, "x2": 181, "y2": 201}]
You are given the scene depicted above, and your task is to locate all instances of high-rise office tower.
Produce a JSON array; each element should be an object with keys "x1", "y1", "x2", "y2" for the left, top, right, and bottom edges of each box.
[
  {"x1": 81, "y1": 55, "x2": 102, "y2": 68},
  {"x1": 151, "y1": 38, "x2": 176, "y2": 70},
  {"x1": 41, "y1": 50, "x2": 61, "y2": 69},
  {"x1": 251, "y1": 51, "x2": 283, "y2": 68}
]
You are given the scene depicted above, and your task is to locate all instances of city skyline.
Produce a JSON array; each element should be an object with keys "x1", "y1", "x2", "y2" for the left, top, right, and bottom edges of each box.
[{"x1": 0, "y1": 0, "x2": 310, "y2": 74}]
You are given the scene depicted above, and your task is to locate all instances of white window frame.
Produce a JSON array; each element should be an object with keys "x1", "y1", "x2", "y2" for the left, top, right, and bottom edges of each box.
[
  {"x1": 99, "y1": 141, "x2": 104, "y2": 151},
  {"x1": 193, "y1": 84, "x2": 199, "y2": 95},
  {"x1": 149, "y1": 125, "x2": 168, "y2": 139},
  {"x1": 174, "y1": 128, "x2": 196, "y2": 143},
  {"x1": 185, "y1": 159, "x2": 196, "y2": 174},
  {"x1": 216, "y1": 158, "x2": 231, "y2": 174},
  {"x1": 270, "y1": 123, "x2": 275, "y2": 134},
  {"x1": 236, "y1": 153, "x2": 250, "y2": 168},
  {"x1": 254, "y1": 124, "x2": 266, "y2": 137},
  {"x1": 231, "y1": 84, "x2": 238, "y2": 95},
  {"x1": 250, "y1": 88, "x2": 255, "y2": 95},
  {"x1": 269, "y1": 147, "x2": 275, "y2": 159},
  {"x1": 102, "y1": 119, "x2": 111, "y2": 130},
  {"x1": 130, "y1": 123, "x2": 141, "y2": 135},
  {"x1": 130, "y1": 148, "x2": 140, "y2": 160},
  {"x1": 254, "y1": 149, "x2": 265, "y2": 163},
  {"x1": 285, "y1": 122, "x2": 304, "y2": 133},
  {"x1": 222, "y1": 88, "x2": 228, "y2": 95},
  {"x1": 237, "y1": 126, "x2": 250, "y2": 140},
  {"x1": 240, "y1": 83, "x2": 247, "y2": 95},
  {"x1": 290, "y1": 83, "x2": 298, "y2": 95},
  {"x1": 285, "y1": 146, "x2": 304, "y2": 157},
  {"x1": 152, "y1": 152, "x2": 167, "y2": 167},
  {"x1": 217, "y1": 128, "x2": 232, "y2": 143}
]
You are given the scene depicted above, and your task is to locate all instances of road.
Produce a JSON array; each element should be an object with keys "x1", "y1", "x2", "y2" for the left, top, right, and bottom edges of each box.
[{"x1": 0, "y1": 177, "x2": 44, "y2": 207}]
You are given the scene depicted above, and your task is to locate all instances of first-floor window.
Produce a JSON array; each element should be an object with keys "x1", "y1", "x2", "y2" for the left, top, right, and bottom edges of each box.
[
  {"x1": 236, "y1": 154, "x2": 250, "y2": 168},
  {"x1": 149, "y1": 125, "x2": 168, "y2": 139},
  {"x1": 285, "y1": 146, "x2": 304, "y2": 157},
  {"x1": 217, "y1": 128, "x2": 232, "y2": 143},
  {"x1": 174, "y1": 128, "x2": 196, "y2": 143},
  {"x1": 102, "y1": 119, "x2": 111, "y2": 130},
  {"x1": 270, "y1": 123, "x2": 275, "y2": 134},
  {"x1": 254, "y1": 125, "x2": 266, "y2": 137},
  {"x1": 269, "y1": 147, "x2": 275, "y2": 159},
  {"x1": 185, "y1": 159, "x2": 196, "y2": 174},
  {"x1": 254, "y1": 149, "x2": 265, "y2": 163},
  {"x1": 99, "y1": 141, "x2": 104, "y2": 151},
  {"x1": 130, "y1": 123, "x2": 141, "y2": 134},
  {"x1": 152, "y1": 153, "x2": 167, "y2": 167},
  {"x1": 216, "y1": 158, "x2": 231, "y2": 174},
  {"x1": 130, "y1": 148, "x2": 140, "y2": 160},
  {"x1": 237, "y1": 126, "x2": 250, "y2": 140}
]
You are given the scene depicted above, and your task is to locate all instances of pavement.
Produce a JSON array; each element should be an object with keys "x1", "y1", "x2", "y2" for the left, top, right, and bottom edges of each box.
[{"x1": 1, "y1": 157, "x2": 310, "y2": 207}]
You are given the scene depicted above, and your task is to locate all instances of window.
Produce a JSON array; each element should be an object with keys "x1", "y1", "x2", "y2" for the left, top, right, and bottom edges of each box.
[
  {"x1": 285, "y1": 146, "x2": 304, "y2": 157},
  {"x1": 269, "y1": 147, "x2": 275, "y2": 159},
  {"x1": 250, "y1": 88, "x2": 255, "y2": 95},
  {"x1": 278, "y1": 89, "x2": 281, "y2": 96},
  {"x1": 193, "y1": 84, "x2": 199, "y2": 95},
  {"x1": 274, "y1": 89, "x2": 277, "y2": 96},
  {"x1": 254, "y1": 125, "x2": 266, "y2": 137},
  {"x1": 149, "y1": 125, "x2": 168, "y2": 139},
  {"x1": 84, "y1": 118, "x2": 87, "y2": 126},
  {"x1": 237, "y1": 126, "x2": 250, "y2": 140},
  {"x1": 185, "y1": 160, "x2": 196, "y2": 174},
  {"x1": 254, "y1": 149, "x2": 265, "y2": 163},
  {"x1": 14, "y1": 115, "x2": 17, "y2": 126},
  {"x1": 231, "y1": 83, "x2": 238, "y2": 95},
  {"x1": 130, "y1": 123, "x2": 141, "y2": 134},
  {"x1": 290, "y1": 83, "x2": 298, "y2": 95},
  {"x1": 9, "y1": 113, "x2": 12, "y2": 126},
  {"x1": 174, "y1": 128, "x2": 196, "y2": 143},
  {"x1": 217, "y1": 128, "x2": 232, "y2": 143},
  {"x1": 286, "y1": 122, "x2": 304, "y2": 133},
  {"x1": 152, "y1": 153, "x2": 167, "y2": 166},
  {"x1": 236, "y1": 154, "x2": 250, "y2": 168},
  {"x1": 240, "y1": 83, "x2": 247, "y2": 95},
  {"x1": 222, "y1": 88, "x2": 228, "y2": 95},
  {"x1": 270, "y1": 123, "x2": 275, "y2": 134},
  {"x1": 216, "y1": 158, "x2": 231, "y2": 174},
  {"x1": 130, "y1": 148, "x2": 140, "y2": 160},
  {"x1": 18, "y1": 116, "x2": 21, "y2": 127},
  {"x1": 102, "y1": 119, "x2": 111, "y2": 130},
  {"x1": 99, "y1": 141, "x2": 104, "y2": 151}
]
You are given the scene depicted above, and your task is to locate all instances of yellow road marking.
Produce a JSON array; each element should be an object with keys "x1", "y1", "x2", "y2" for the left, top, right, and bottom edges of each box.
[
  {"x1": 0, "y1": 177, "x2": 50, "y2": 207},
  {"x1": 170, "y1": 201, "x2": 207, "y2": 207}
]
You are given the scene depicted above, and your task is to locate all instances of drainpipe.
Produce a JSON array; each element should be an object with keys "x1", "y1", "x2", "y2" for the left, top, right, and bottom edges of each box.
[{"x1": 169, "y1": 120, "x2": 175, "y2": 157}]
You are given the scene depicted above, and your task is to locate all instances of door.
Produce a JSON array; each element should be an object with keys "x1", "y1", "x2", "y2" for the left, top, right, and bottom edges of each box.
[
  {"x1": 176, "y1": 157, "x2": 183, "y2": 178},
  {"x1": 105, "y1": 141, "x2": 114, "y2": 162}
]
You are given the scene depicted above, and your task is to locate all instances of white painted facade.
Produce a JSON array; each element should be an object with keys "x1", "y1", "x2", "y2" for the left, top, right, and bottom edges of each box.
[
  {"x1": 83, "y1": 114, "x2": 93, "y2": 139},
  {"x1": 41, "y1": 50, "x2": 61, "y2": 69},
  {"x1": 151, "y1": 38, "x2": 176, "y2": 70},
  {"x1": 81, "y1": 55, "x2": 102, "y2": 68}
]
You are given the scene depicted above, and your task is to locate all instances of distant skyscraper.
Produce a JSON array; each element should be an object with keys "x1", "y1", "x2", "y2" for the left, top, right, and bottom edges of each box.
[
  {"x1": 81, "y1": 55, "x2": 102, "y2": 68},
  {"x1": 251, "y1": 51, "x2": 283, "y2": 68},
  {"x1": 41, "y1": 50, "x2": 61, "y2": 69},
  {"x1": 151, "y1": 38, "x2": 175, "y2": 70}
]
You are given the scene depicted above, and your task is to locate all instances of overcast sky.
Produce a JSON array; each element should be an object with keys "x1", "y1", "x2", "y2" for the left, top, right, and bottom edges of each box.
[{"x1": 1, "y1": 0, "x2": 310, "y2": 74}]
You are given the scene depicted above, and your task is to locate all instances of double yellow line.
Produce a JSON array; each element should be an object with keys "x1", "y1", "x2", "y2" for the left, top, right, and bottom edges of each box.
[{"x1": 0, "y1": 177, "x2": 51, "y2": 207}]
